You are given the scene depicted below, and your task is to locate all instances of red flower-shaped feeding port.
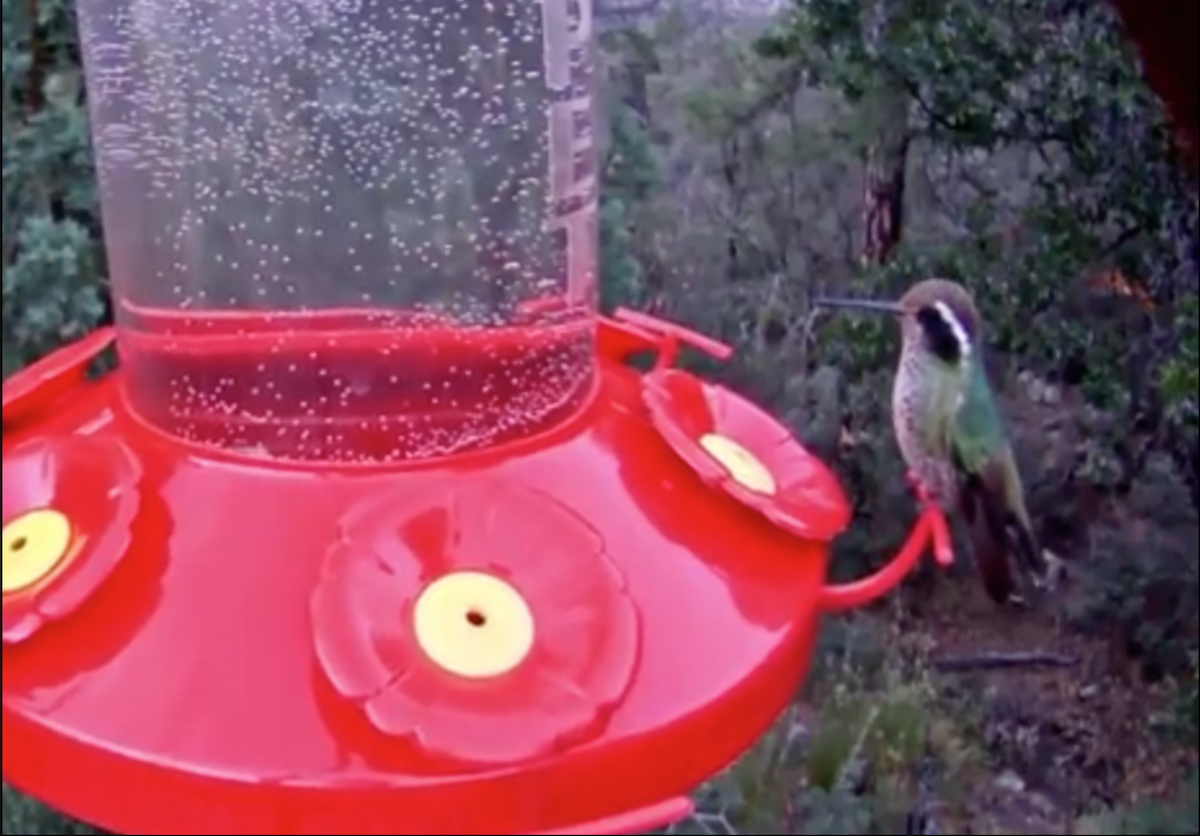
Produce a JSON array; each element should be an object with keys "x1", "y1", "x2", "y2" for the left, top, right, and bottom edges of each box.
[
  {"x1": 643, "y1": 369, "x2": 851, "y2": 541},
  {"x1": 2, "y1": 434, "x2": 142, "y2": 644},
  {"x1": 311, "y1": 479, "x2": 640, "y2": 767}
]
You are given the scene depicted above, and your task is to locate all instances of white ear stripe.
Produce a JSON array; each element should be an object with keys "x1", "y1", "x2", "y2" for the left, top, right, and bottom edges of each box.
[{"x1": 932, "y1": 300, "x2": 970, "y2": 358}]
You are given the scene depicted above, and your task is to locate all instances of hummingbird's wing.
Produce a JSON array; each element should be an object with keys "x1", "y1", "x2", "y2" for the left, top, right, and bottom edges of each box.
[
  {"x1": 950, "y1": 361, "x2": 1042, "y2": 601},
  {"x1": 955, "y1": 465, "x2": 1017, "y2": 601}
]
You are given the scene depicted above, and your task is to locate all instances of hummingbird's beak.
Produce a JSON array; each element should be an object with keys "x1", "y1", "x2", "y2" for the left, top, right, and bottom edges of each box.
[{"x1": 812, "y1": 297, "x2": 905, "y2": 315}]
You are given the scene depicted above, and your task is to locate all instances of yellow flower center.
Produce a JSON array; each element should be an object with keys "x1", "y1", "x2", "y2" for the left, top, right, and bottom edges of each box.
[
  {"x1": 413, "y1": 571, "x2": 534, "y2": 678},
  {"x1": 698, "y1": 433, "x2": 776, "y2": 494},
  {"x1": 2, "y1": 509, "x2": 73, "y2": 594}
]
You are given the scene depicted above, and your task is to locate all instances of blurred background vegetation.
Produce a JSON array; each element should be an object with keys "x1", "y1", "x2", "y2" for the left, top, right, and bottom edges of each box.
[{"x1": 3, "y1": 0, "x2": 1196, "y2": 832}]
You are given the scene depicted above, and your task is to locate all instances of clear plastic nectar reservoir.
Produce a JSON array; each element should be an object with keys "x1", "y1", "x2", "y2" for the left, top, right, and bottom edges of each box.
[{"x1": 77, "y1": 0, "x2": 600, "y2": 461}]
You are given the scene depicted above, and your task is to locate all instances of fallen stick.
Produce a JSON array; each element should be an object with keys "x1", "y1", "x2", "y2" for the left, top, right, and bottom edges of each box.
[{"x1": 930, "y1": 651, "x2": 1078, "y2": 672}]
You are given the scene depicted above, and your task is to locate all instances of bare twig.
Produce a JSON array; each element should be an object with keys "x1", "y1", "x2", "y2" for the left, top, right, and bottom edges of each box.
[{"x1": 930, "y1": 650, "x2": 1078, "y2": 672}]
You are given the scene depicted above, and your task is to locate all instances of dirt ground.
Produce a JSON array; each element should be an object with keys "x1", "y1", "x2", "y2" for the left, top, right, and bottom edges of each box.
[{"x1": 907, "y1": 571, "x2": 1197, "y2": 833}]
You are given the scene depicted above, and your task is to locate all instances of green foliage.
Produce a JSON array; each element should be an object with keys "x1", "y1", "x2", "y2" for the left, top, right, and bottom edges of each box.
[
  {"x1": 804, "y1": 684, "x2": 928, "y2": 791},
  {"x1": 1073, "y1": 771, "x2": 1199, "y2": 834},
  {"x1": 1181, "y1": 650, "x2": 1199, "y2": 741},
  {"x1": 763, "y1": 0, "x2": 1197, "y2": 408},
  {"x1": 1, "y1": 784, "x2": 104, "y2": 834},
  {"x1": 1162, "y1": 292, "x2": 1198, "y2": 430},
  {"x1": 655, "y1": 618, "x2": 979, "y2": 835},
  {"x1": 599, "y1": 104, "x2": 663, "y2": 311},
  {"x1": 3, "y1": 0, "x2": 106, "y2": 377},
  {"x1": 3, "y1": 215, "x2": 105, "y2": 376}
]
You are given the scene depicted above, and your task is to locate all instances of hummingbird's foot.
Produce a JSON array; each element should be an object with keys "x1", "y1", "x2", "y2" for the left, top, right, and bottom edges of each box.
[
  {"x1": 904, "y1": 470, "x2": 936, "y2": 507},
  {"x1": 1039, "y1": 548, "x2": 1067, "y2": 589},
  {"x1": 1019, "y1": 550, "x2": 1063, "y2": 601}
]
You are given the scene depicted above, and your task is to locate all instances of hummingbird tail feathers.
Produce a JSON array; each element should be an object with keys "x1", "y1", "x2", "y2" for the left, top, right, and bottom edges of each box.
[
  {"x1": 960, "y1": 457, "x2": 1048, "y2": 603},
  {"x1": 963, "y1": 486, "x2": 1016, "y2": 602}
]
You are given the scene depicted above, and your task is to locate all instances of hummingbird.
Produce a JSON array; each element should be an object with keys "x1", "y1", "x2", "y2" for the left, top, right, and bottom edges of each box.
[{"x1": 815, "y1": 278, "x2": 1051, "y2": 603}]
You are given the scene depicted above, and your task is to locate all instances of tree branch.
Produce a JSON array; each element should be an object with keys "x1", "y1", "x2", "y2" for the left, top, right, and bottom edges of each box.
[{"x1": 930, "y1": 651, "x2": 1078, "y2": 672}]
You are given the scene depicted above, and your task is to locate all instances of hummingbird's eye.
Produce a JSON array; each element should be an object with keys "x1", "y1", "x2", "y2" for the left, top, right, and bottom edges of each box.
[{"x1": 915, "y1": 304, "x2": 969, "y2": 365}]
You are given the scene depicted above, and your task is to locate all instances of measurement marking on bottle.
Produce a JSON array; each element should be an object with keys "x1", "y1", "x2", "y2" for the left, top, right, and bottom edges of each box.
[{"x1": 543, "y1": 0, "x2": 598, "y2": 306}]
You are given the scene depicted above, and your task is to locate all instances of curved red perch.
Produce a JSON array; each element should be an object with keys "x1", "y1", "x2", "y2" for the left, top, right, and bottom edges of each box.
[
  {"x1": 613, "y1": 306, "x2": 733, "y2": 367},
  {"x1": 819, "y1": 505, "x2": 953, "y2": 612}
]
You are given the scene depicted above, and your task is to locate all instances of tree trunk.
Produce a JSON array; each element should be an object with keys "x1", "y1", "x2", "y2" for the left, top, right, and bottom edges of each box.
[
  {"x1": 721, "y1": 136, "x2": 743, "y2": 282},
  {"x1": 859, "y1": 0, "x2": 912, "y2": 266},
  {"x1": 861, "y1": 106, "x2": 910, "y2": 265}
]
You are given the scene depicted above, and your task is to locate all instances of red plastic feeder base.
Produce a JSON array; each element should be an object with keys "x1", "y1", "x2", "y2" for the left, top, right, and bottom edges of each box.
[{"x1": 2, "y1": 308, "x2": 947, "y2": 834}]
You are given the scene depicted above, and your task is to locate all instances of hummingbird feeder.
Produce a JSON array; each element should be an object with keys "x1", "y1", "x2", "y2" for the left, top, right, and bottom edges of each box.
[{"x1": 2, "y1": 0, "x2": 952, "y2": 832}]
